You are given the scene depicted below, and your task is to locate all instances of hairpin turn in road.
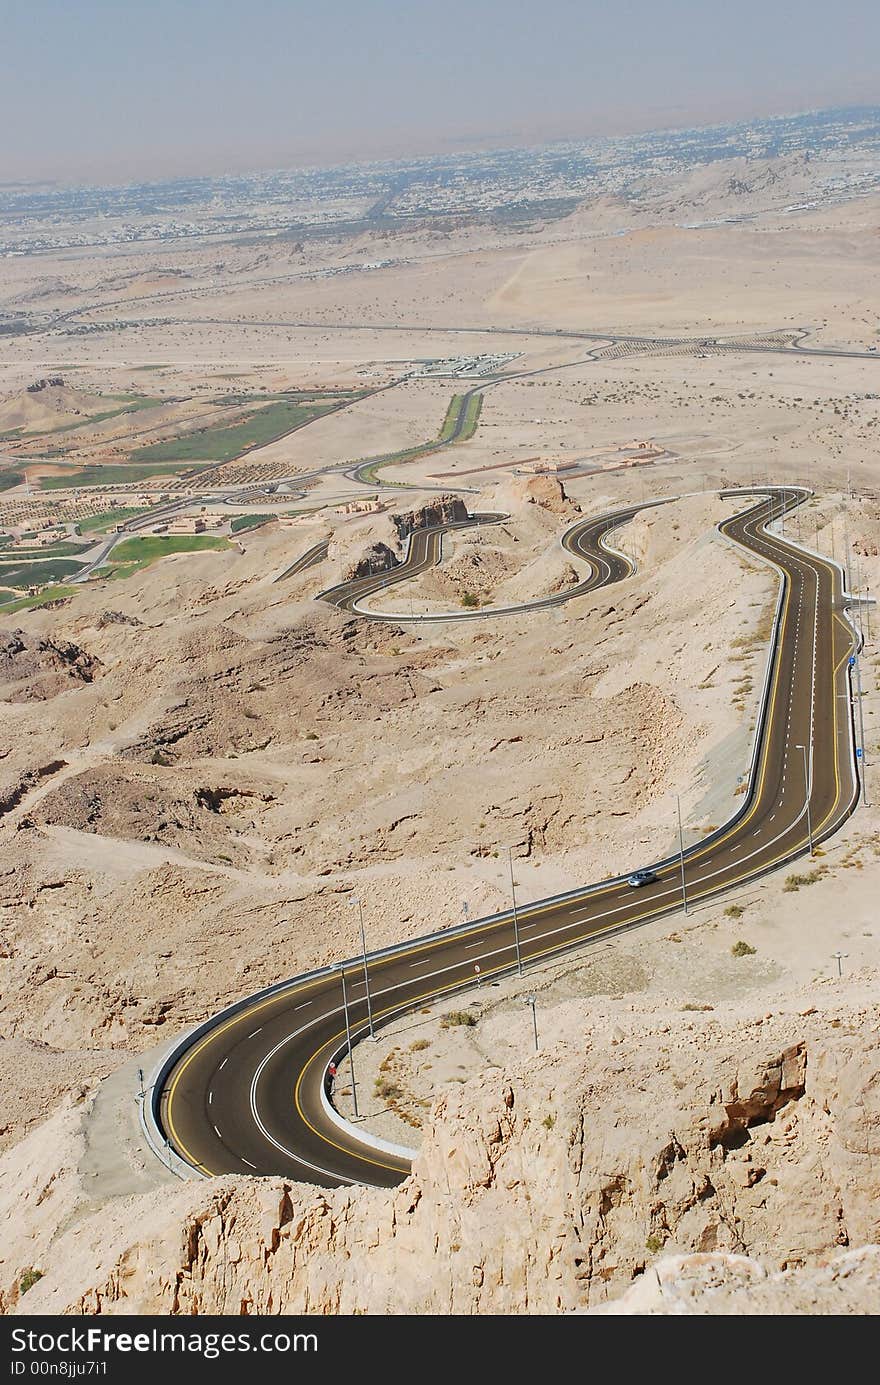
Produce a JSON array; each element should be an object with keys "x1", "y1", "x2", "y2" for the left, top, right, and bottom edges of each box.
[{"x1": 156, "y1": 488, "x2": 860, "y2": 1188}]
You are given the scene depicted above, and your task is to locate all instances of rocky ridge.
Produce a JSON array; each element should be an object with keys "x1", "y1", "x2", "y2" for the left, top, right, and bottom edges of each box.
[{"x1": 2, "y1": 979, "x2": 877, "y2": 1315}]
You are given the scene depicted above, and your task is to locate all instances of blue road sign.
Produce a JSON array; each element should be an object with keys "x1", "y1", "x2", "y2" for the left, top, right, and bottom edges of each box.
[
  {"x1": 856, "y1": 748, "x2": 863, "y2": 759},
  {"x1": 849, "y1": 655, "x2": 856, "y2": 667}
]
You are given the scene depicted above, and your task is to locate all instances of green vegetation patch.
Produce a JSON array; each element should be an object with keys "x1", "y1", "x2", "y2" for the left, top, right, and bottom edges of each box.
[
  {"x1": 731, "y1": 940, "x2": 757, "y2": 957},
  {"x1": 129, "y1": 395, "x2": 347, "y2": 466},
  {"x1": 0, "y1": 584, "x2": 78, "y2": 613},
  {"x1": 101, "y1": 533, "x2": 229, "y2": 580},
  {"x1": 77, "y1": 506, "x2": 153, "y2": 533},
  {"x1": 0, "y1": 557, "x2": 84, "y2": 589},
  {"x1": 39, "y1": 462, "x2": 209, "y2": 490},
  {"x1": 356, "y1": 390, "x2": 483, "y2": 485},
  {"x1": 0, "y1": 468, "x2": 26, "y2": 491},
  {"x1": 440, "y1": 391, "x2": 482, "y2": 443},
  {"x1": 4, "y1": 541, "x2": 89, "y2": 558},
  {"x1": 230, "y1": 512, "x2": 274, "y2": 534},
  {"x1": 39, "y1": 394, "x2": 164, "y2": 437}
]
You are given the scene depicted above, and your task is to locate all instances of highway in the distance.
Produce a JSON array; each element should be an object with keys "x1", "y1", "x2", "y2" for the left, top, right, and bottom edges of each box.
[{"x1": 158, "y1": 488, "x2": 860, "y2": 1188}]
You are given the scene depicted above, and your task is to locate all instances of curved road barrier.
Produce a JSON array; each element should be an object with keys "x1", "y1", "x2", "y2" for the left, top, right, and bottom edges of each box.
[{"x1": 150, "y1": 487, "x2": 860, "y2": 1188}]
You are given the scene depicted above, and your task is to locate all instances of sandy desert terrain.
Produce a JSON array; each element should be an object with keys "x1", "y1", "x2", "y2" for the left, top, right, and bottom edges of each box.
[{"x1": 0, "y1": 147, "x2": 878, "y2": 1315}]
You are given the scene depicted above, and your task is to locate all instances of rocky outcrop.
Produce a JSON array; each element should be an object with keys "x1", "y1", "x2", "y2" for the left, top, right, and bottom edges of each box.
[
  {"x1": 0, "y1": 629, "x2": 102, "y2": 701},
  {"x1": 346, "y1": 542, "x2": 399, "y2": 580},
  {"x1": 4, "y1": 991, "x2": 878, "y2": 1316},
  {"x1": 392, "y1": 494, "x2": 469, "y2": 540},
  {"x1": 589, "y1": 1247, "x2": 880, "y2": 1314},
  {"x1": 96, "y1": 611, "x2": 143, "y2": 629},
  {"x1": 28, "y1": 764, "x2": 269, "y2": 866},
  {"x1": 510, "y1": 475, "x2": 579, "y2": 514}
]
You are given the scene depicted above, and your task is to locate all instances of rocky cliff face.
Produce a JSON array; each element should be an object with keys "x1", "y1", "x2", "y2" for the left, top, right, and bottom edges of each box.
[
  {"x1": 392, "y1": 494, "x2": 469, "y2": 540},
  {"x1": 5, "y1": 985, "x2": 878, "y2": 1316},
  {"x1": 589, "y1": 1247, "x2": 880, "y2": 1314},
  {"x1": 345, "y1": 542, "x2": 399, "y2": 580}
]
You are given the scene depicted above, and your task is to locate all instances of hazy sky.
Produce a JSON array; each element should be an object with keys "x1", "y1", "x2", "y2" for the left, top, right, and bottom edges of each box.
[{"x1": 4, "y1": 0, "x2": 879, "y2": 183}]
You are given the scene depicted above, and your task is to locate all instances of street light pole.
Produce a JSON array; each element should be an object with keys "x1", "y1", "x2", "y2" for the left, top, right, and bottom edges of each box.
[
  {"x1": 350, "y1": 897, "x2": 374, "y2": 1039},
  {"x1": 676, "y1": 794, "x2": 688, "y2": 914},
  {"x1": 854, "y1": 650, "x2": 870, "y2": 806},
  {"x1": 524, "y1": 994, "x2": 539, "y2": 1052},
  {"x1": 832, "y1": 950, "x2": 848, "y2": 978},
  {"x1": 795, "y1": 743, "x2": 813, "y2": 855},
  {"x1": 508, "y1": 846, "x2": 523, "y2": 976},
  {"x1": 335, "y1": 964, "x2": 359, "y2": 1119}
]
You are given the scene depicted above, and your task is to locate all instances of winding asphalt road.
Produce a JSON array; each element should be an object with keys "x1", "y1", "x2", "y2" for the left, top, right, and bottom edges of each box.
[
  {"x1": 321, "y1": 500, "x2": 668, "y2": 622},
  {"x1": 157, "y1": 487, "x2": 860, "y2": 1188}
]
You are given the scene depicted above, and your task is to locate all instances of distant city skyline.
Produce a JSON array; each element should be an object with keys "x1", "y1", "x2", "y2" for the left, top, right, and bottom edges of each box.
[{"x1": 3, "y1": 0, "x2": 880, "y2": 184}]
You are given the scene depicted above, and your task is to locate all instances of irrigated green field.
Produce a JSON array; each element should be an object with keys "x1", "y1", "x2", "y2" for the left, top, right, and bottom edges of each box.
[
  {"x1": 0, "y1": 557, "x2": 85, "y2": 589},
  {"x1": 101, "y1": 533, "x2": 230, "y2": 579},
  {"x1": 230, "y1": 513, "x2": 274, "y2": 533},
  {"x1": 39, "y1": 462, "x2": 210, "y2": 490},
  {"x1": 129, "y1": 394, "x2": 357, "y2": 466}
]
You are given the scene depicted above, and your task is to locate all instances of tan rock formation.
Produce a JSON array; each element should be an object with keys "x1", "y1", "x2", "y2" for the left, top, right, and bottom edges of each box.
[{"x1": 3, "y1": 984, "x2": 877, "y2": 1316}]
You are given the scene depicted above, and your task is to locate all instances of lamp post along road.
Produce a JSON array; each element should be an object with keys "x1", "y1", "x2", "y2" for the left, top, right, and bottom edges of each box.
[
  {"x1": 676, "y1": 794, "x2": 688, "y2": 914},
  {"x1": 336, "y1": 965, "x2": 359, "y2": 1120},
  {"x1": 508, "y1": 846, "x2": 524, "y2": 976},
  {"x1": 350, "y1": 897, "x2": 374, "y2": 1039},
  {"x1": 795, "y1": 743, "x2": 813, "y2": 856},
  {"x1": 524, "y1": 995, "x2": 539, "y2": 1053}
]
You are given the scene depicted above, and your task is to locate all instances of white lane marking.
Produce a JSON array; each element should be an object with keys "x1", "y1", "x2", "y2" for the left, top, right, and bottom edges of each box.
[
  {"x1": 218, "y1": 1057, "x2": 228, "y2": 1071},
  {"x1": 242, "y1": 1157, "x2": 257, "y2": 1170},
  {"x1": 249, "y1": 1026, "x2": 391, "y2": 1187},
  {"x1": 294, "y1": 1001, "x2": 312, "y2": 1010},
  {"x1": 248, "y1": 1028, "x2": 262, "y2": 1038},
  {"x1": 213, "y1": 1124, "x2": 223, "y2": 1140},
  {"x1": 208, "y1": 1091, "x2": 213, "y2": 1105}
]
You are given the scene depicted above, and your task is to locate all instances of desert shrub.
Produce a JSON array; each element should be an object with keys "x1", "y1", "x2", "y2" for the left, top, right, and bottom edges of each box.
[
  {"x1": 724, "y1": 904, "x2": 745, "y2": 919},
  {"x1": 441, "y1": 1010, "x2": 477, "y2": 1028},
  {"x1": 784, "y1": 870, "x2": 823, "y2": 891},
  {"x1": 645, "y1": 1234, "x2": 665, "y2": 1255},
  {"x1": 374, "y1": 1078, "x2": 403, "y2": 1100},
  {"x1": 19, "y1": 1269, "x2": 43, "y2": 1294},
  {"x1": 731, "y1": 940, "x2": 756, "y2": 957}
]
